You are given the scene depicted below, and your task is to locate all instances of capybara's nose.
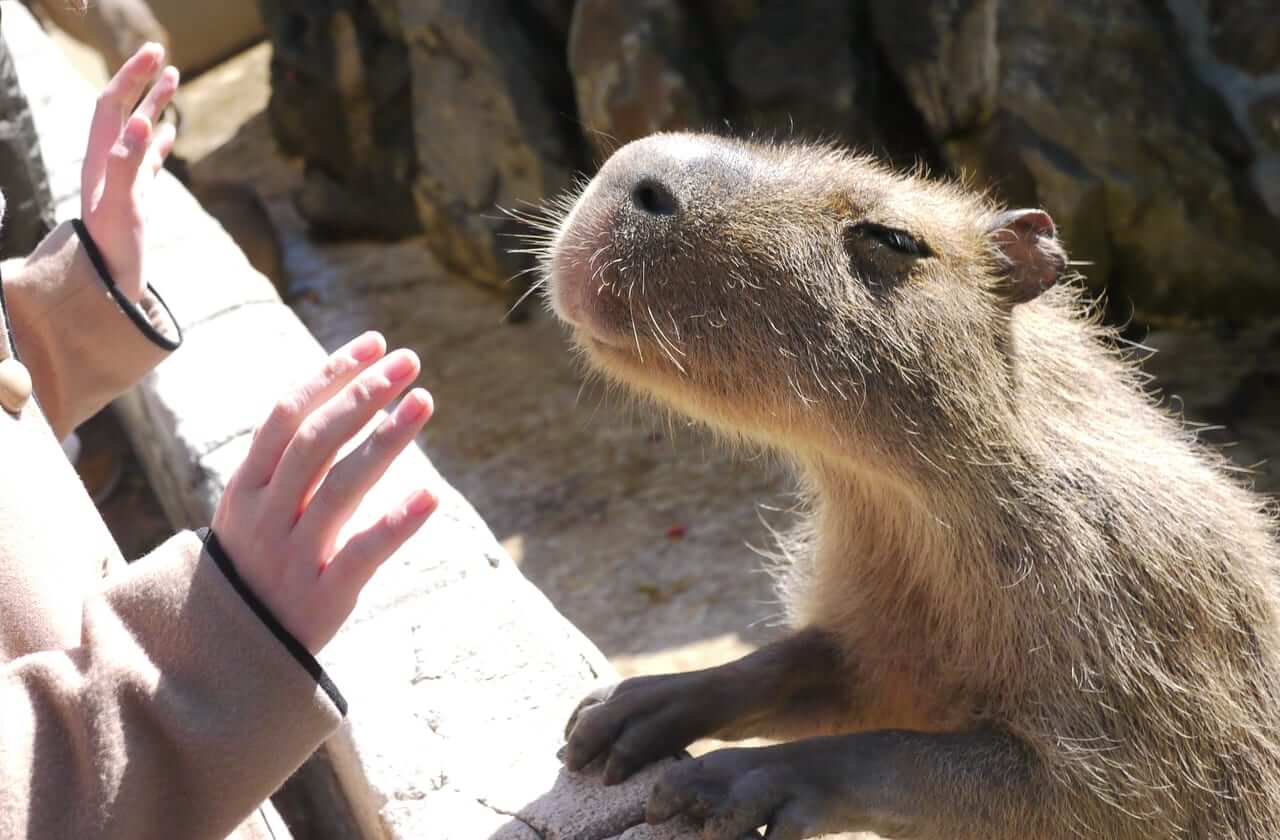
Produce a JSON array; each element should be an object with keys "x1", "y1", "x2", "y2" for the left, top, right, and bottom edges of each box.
[
  {"x1": 598, "y1": 133, "x2": 750, "y2": 232},
  {"x1": 629, "y1": 177, "x2": 680, "y2": 218}
]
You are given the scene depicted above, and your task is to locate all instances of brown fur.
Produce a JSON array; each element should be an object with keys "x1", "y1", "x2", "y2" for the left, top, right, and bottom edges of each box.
[{"x1": 540, "y1": 133, "x2": 1280, "y2": 838}]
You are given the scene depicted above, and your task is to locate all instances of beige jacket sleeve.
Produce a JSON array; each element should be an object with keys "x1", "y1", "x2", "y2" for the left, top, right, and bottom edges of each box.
[
  {"x1": 2, "y1": 219, "x2": 181, "y2": 439},
  {"x1": 0, "y1": 529, "x2": 346, "y2": 839}
]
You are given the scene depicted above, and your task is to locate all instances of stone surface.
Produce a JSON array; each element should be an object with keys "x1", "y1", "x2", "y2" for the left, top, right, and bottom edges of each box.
[
  {"x1": 28, "y1": 0, "x2": 263, "y2": 76},
  {"x1": 77, "y1": 407, "x2": 174, "y2": 560},
  {"x1": 702, "y1": 0, "x2": 862, "y2": 140},
  {"x1": 530, "y1": 0, "x2": 577, "y2": 41},
  {"x1": 1205, "y1": 0, "x2": 1280, "y2": 77},
  {"x1": 869, "y1": 0, "x2": 998, "y2": 140},
  {"x1": 25, "y1": 0, "x2": 168, "y2": 74},
  {"x1": 146, "y1": 0, "x2": 265, "y2": 74},
  {"x1": 1142, "y1": 319, "x2": 1280, "y2": 498},
  {"x1": 0, "y1": 25, "x2": 54, "y2": 258},
  {"x1": 1251, "y1": 92, "x2": 1280, "y2": 150},
  {"x1": 259, "y1": 0, "x2": 421, "y2": 240},
  {"x1": 258, "y1": 0, "x2": 584, "y2": 295},
  {"x1": 569, "y1": 0, "x2": 721, "y2": 155},
  {"x1": 939, "y1": 0, "x2": 1280, "y2": 321},
  {"x1": 9, "y1": 6, "x2": 700, "y2": 838},
  {"x1": 392, "y1": 0, "x2": 583, "y2": 291}
]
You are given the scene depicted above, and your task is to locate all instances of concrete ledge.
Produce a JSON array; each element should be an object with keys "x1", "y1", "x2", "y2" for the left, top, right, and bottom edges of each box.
[{"x1": 5, "y1": 5, "x2": 697, "y2": 838}]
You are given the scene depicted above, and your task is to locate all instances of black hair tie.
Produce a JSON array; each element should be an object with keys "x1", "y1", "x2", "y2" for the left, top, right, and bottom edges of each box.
[{"x1": 71, "y1": 218, "x2": 181, "y2": 351}]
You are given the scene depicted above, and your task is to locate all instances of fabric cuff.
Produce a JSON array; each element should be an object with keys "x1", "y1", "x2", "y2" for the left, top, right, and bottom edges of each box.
[
  {"x1": 196, "y1": 527, "x2": 347, "y2": 716},
  {"x1": 1, "y1": 221, "x2": 181, "y2": 437}
]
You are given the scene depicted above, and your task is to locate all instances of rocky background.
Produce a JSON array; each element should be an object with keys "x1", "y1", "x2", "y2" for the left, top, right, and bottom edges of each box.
[
  {"x1": 258, "y1": 0, "x2": 1280, "y2": 326},
  {"x1": 0, "y1": 26, "x2": 54, "y2": 258}
]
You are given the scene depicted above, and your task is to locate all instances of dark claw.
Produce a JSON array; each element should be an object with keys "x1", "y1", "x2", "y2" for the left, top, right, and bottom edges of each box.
[
  {"x1": 563, "y1": 694, "x2": 623, "y2": 771},
  {"x1": 563, "y1": 684, "x2": 616, "y2": 741},
  {"x1": 560, "y1": 672, "x2": 729, "y2": 783},
  {"x1": 646, "y1": 747, "x2": 832, "y2": 840}
]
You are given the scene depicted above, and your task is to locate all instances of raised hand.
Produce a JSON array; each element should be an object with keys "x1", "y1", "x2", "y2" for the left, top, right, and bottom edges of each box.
[
  {"x1": 212, "y1": 332, "x2": 438, "y2": 653},
  {"x1": 80, "y1": 42, "x2": 178, "y2": 302}
]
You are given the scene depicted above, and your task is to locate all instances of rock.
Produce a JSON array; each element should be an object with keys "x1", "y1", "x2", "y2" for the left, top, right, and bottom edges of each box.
[
  {"x1": 569, "y1": 0, "x2": 722, "y2": 155},
  {"x1": 1142, "y1": 319, "x2": 1280, "y2": 497},
  {"x1": 259, "y1": 0, "x2": 422, "y2": 240},
  {"x1": 529, "y1": 0, "x2": 576, "y2": 41},
  {"x1": 1253, "y1": 156, "x2": 1280, "y2": 219},
  {"x1": 27, "y1": 0, "x2": 169, "y2": 74},
  {"x1": 690, "y1": 0, "x2": 938, "y2": 165},
  {"x1": 1206, "y1": 0, "x2": 1280, "y2": 77},
  {"x1": 934, "y1": 0, "x2": 1280, "y2": 322},
  {"x1": 254, "y1": 0, "x2": 1280, "y2": 322},
  {"x1": 868, "y1": 0, "x2": 999, "y2": 140},
  {"x1": 390, "y1": 0, "x2": 583, "y2": 291},
  {"x1": 1251, "y1": 92, "x2": 1280, "y2": 150},
  {"x1": 259, "y1": 0, "x2": 582, "y2": 292},
  {"x1": 30, "y1": 0, "x2": 262, "y2": 75},
  {"x1": 703, "y1": 0, "x2": 862, "y2": 139},
  {"x1": 0, "y1": 31, "x2": 54, "y2": 259},
  {"x1": 146, "y1": 0, "x2": 265, "y2": 74}
]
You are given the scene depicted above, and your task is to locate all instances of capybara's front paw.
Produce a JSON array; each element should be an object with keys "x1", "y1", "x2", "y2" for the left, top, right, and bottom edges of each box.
[{"x1": 561, "y1": 671, "x2": 730, "y2": 784}]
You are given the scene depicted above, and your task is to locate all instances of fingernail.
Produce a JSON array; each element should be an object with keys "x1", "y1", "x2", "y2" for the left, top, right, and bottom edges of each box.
[
  {"x1": 406, "y1": 490, "x2": 436, "y2": 517},
  {"x1": 384, "y1": 350, "x2": 419, "y2": 381},
  {"x1": 350, "y1": 331, "x2": 384, "y2": 362},
  {"x1": 397, "y1": 388, "x2": 432, "y2": 422}
]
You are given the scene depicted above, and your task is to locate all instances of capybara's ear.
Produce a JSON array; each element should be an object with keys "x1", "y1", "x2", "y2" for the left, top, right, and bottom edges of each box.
[{"x1": 987, "y1": 209, "x2": 1066, "y2": 305}]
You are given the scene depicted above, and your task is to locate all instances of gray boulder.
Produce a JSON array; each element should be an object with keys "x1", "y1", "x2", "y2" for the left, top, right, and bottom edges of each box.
[
  {"x1": 259, "y1": 0, "x2": 582, "y2": 296},
  {"x1": 0, "y1": 28, "x2": 54, "y2": 259},
  {"x1": 260, "y1": 0, "x2": 422, "y2": 240},
  {"x1": 880, "y1": 0, "x2": 1280, "y2": 321},
  {"x1": 388, "y1": 0, "x2": 582, "y2": 291},
  {"x1": 569, "y1": 0, "x2": 721, "y2": 157}
]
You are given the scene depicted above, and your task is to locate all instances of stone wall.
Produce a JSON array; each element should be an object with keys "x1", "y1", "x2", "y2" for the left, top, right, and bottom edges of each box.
[
  {"x1": 259, "y1": 0, "x2": 1279, "y2": 322},
  {"x1": 0, "y1": 18, "x2": 54, "y2": 258}
]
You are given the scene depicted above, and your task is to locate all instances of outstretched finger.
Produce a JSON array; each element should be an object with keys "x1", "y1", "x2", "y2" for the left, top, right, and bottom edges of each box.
[
  {"x1": 145, "y1": 121, "x2": 178, "y2": 179},
  {"x1": 135, "y1": 65, "x2": 179, "y2": 128},
  {"x1": 238, "y1": 332, "x2": 387, "y2": 488},
  {"x1": 82, "y1": 43, "x2": 165, "y2": 211},
  {"x1": 97, "y1": 115, "x2": 153, "y2": 218},
  {"x1": 266, "y1": 349, "x2": 420, "y2": 524},
  {"x1": 299, "y1": 388, "x2": 433, "y2": 550},
  {"x1": 322, "y1": 488, "x2": 438, "y2": 603}
]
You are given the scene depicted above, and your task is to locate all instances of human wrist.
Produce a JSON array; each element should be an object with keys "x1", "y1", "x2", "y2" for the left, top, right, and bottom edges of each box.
[{"x1": 199, "y1": 526, "x2": 347, "y2": 714}]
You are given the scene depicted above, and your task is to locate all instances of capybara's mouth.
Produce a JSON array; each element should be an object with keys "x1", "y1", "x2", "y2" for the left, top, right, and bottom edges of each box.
[{"x1": 547, "y1": 207, "x2": 643, "y2": 354}]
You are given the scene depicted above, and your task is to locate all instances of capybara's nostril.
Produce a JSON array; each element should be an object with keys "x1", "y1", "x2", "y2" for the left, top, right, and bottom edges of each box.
[{"x1": 631, "y1": 178, "x2": 680, "y2": 217}]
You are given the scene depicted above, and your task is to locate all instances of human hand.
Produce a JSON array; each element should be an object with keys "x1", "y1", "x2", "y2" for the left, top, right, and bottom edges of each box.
[
  {"x1": 80, "y1": 42, "x2": 179, "y2": 303},
  {"x1": 212, "y1": 332, "x2": 438, "y2": 653}
]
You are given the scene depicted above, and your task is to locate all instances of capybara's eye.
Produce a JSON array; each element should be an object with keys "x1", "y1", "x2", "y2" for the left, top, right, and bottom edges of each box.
[{"x1": 845, "y1": 221, "x2": 932, "y2": 259}]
